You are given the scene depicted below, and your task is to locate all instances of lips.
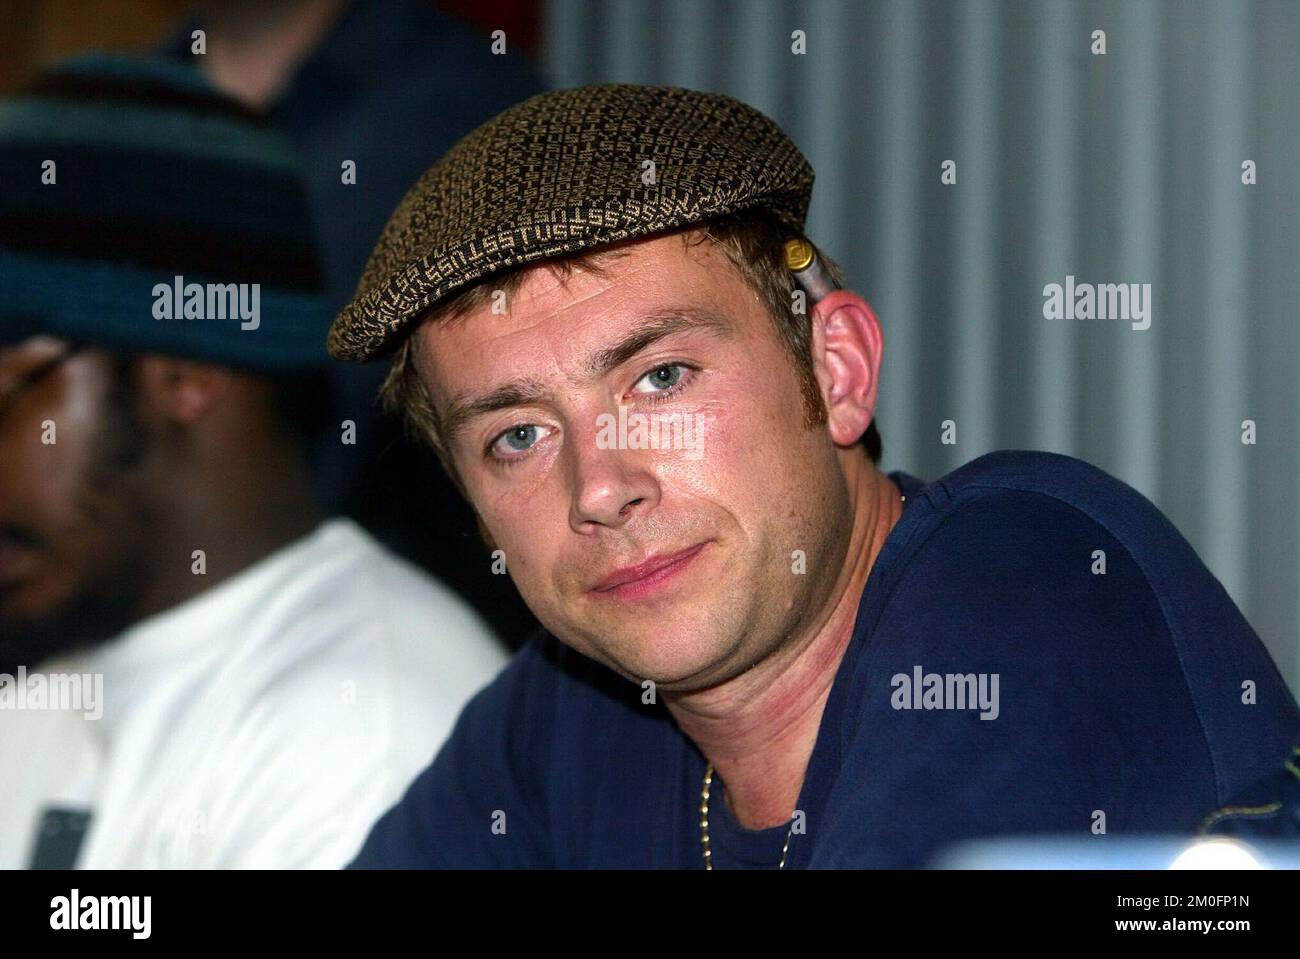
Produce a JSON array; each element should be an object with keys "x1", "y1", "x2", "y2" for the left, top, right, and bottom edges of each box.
[{"x1": 589, "y1": 542, "x2": 709, "y2": 599}]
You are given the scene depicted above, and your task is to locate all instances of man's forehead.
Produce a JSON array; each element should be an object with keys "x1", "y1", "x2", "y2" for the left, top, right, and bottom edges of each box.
[
  {"x1": 413, "y1": 232, "x2": 739, "y2": 387},
  {"x1": 487, "y1": 231, "x2": 723, "y2": 321}
]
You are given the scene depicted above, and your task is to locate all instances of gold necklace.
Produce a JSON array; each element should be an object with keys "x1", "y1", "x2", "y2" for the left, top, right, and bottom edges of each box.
[
  {"x1": 700, "y1": 763, "x2": 795, "y2": 870},
  {"x1": 701, "y1": 490, "x2": 907, "y2": 869}
]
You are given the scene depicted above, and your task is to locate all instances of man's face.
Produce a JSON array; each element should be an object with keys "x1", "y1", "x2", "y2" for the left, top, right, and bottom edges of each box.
[
  {"x1": 416, "y1": 234, "x2": 855, "y2": 692},
  {"x1": 0, "y1": 338, "x2": 142, "y2": 665}
]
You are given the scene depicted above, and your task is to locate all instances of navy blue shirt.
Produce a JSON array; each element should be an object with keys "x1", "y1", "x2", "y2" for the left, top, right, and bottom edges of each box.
[{"x1": 351, "y1": 451, "x2": 1300, "y2": 868}]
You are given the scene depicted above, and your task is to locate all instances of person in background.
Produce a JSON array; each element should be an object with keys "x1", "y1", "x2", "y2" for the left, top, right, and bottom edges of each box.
[
  {"x1": 167, "y1": 0, "x2": 547, "y2": 645},
  {"x1": 0, "y1": 54, "x2": 506, "y2": 868}
]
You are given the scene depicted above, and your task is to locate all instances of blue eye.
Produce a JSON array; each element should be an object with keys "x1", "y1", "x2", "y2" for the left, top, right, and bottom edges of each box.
[
  {"x1": 633, "y1": 364, "x2": 685, "y2": 394},
  {"x1": 492, "y1": 424, "x2": 541, "y2": 457}
]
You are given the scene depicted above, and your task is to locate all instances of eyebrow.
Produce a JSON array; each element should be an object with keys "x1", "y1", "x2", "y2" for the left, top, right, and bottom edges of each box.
[{"x1": 441, "y1": 307, "x2": 733, "y2": 445}]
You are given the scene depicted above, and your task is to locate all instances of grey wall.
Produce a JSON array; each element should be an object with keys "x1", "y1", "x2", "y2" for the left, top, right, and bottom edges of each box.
[{"x1": 544, "y1": 0, "x2": 1300, "y2": 693}]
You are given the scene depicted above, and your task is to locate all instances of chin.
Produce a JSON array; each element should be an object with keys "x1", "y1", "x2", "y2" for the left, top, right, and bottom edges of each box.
[
  {"x1": 0, "y1": 585, "x2": 134, "y2": 672},
  {"x1": 581, "y1": 620, "x2": 736, "y2": 690},
  {"x1": 577, "y1": 582, "x2": 751, "y2": 679}
]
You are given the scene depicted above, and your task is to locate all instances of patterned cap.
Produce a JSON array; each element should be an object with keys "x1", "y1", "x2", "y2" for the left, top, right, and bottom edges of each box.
[{"x1": 327, "y1": 83, "x2": 815, "y2": 362}]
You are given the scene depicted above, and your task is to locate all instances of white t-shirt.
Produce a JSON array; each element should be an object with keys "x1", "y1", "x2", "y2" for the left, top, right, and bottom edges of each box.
[{"x1": 0, "y1": 519, "x2": 508, "y2": 868}]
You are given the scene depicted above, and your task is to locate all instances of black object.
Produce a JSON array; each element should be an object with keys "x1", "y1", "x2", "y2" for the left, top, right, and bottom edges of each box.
[{"x1": 28, "y1": 806, "x2": 92, "y2": 870}]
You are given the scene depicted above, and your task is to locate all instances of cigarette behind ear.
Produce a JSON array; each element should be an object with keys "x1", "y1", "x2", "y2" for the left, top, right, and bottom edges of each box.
[{"x1": 784, "y1": 238, "x2": 839, "y2": 302}]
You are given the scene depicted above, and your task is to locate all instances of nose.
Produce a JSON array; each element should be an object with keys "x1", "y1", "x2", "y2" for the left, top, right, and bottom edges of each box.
[{"x1": 566, "y1": 422, "x2": 660, "y2": 533}]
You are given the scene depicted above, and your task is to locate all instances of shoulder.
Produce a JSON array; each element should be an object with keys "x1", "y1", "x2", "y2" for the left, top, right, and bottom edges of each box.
[
  {"x1": 917, "y1": 448, "x2": 1171, "y2": 540},
  {"x1": 866, "y1": 450, "x2": 1227, "y2": 759},
  {"x1": 206, "y1": 521, "x2": 509, "y2": 797},
  {"x1": 346, "y1": 630, "x2": 633, "y2": 867},
  {"x1": 181, "y1": 523, "x2": 516, "y2": 865},
  {"x1": 892, "y1": 449, "x2": 1204, "y2": 607},
  {"x1": 875, "y1": 449, "x2": 1268, "y2": 663},
  {"x1": 854, "y1": 449, "x2": 1298, "y2": 825},
  {"x1": 279, "y1": 518, "x2": 503, "y2": 647}
]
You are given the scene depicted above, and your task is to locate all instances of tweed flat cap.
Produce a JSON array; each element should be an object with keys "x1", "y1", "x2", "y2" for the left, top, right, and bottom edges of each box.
[{"x1": 327, "y1": 83, "x2": 815, "y2": 362}]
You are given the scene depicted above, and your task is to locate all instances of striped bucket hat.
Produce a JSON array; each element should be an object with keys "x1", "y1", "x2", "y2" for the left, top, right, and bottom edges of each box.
[{"x1": 0, "y1": 54, "x2": 330, "y2": 371}]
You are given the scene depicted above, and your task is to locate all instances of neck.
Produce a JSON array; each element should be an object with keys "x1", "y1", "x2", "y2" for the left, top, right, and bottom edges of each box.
[
  {"x1": 199, "y1": 0, "x2": 346, "y2": 109},
  {"x1": 666, "y1": 456, "x2": 904, "y2": 830},
  {"x1": 132, "y1": 437, "x2": 321, "y2": 623}
]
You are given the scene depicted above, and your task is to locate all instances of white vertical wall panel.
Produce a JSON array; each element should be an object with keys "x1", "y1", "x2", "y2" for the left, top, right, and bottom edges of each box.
[{"x1": 544, "y1": 0, "x2": 1300, "y2": 690}]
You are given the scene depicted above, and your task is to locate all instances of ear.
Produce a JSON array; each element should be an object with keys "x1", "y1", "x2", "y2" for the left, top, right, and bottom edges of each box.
[
  {"x1": 133, "y1": 355, "x2": 234, "y2": 426},
  {"x1": 808, "y1": 290, "x2": 884, "y2": 448}
]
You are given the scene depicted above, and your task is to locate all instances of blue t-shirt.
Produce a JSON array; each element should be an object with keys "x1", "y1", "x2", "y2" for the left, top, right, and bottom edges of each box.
[{"x1": 351, "y1": 450, "x2": 1300, "y2": 868}]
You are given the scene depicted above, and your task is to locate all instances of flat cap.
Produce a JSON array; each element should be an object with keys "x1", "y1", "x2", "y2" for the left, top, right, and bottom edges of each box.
[{"x1": 327, "y1": 83, "x2": 815, "y2": 362}]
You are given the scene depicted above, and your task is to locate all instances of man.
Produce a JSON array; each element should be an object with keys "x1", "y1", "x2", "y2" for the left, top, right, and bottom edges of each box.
[
  {"x1": 330, "y1": 85, "x2": 1300, "y2": 868},
  {"x1": 0, "y1": 55, "x2": 506, "y2": 868}
]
